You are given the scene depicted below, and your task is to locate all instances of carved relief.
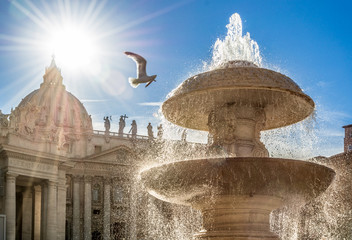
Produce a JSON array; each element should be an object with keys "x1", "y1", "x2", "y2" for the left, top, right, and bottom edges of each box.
[
  {"x1": 16, "y1": 104, "x2": 40, "y2": 137},
  {"x1": 8, "y1": 158, "x2": 57, "y2": 173},
  {"x1": 252, "y1": 108, "x2": 269, "y2": 157},
  {"x1": 35, "y1": 106, "x2": 49, "y2": 126},
  {"x1": 0, "y1": 110, "x2": 9, "y2": 127},
  {"x1": 207, "y1": 103, "x2": 269, "y2": 157},
  {"x1": 116, "y1": 148, "x2": 132, "y2": 163}
]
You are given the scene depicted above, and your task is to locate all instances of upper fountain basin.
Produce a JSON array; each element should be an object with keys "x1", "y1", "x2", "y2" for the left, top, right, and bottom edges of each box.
[
  {"x1": 140, "y1": 157, "x2": 335, "y2": 207},
  {"x1": 162, "y1": 61, "x2": 314, "y2": 131}
]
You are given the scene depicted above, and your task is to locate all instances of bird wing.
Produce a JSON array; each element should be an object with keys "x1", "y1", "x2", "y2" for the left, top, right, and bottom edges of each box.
[{"x1": 124, "y1": 51, "x2": 147, "y2": 78}]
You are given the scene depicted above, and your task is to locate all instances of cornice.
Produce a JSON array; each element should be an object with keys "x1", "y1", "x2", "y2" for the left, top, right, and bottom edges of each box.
[{"x1": 0, "y1": 144, "x2": 69, "y2": 165}]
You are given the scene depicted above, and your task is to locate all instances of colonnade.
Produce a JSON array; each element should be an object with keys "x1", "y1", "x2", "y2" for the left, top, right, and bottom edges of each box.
[
  {"x1": 72, "y1": 176, "x2": 112, "y2": 240},
  {"x1": 4, "y1": 172, "x2": 113, "y2": 240},
  {"x1": 4, "y1": 172, "x2": 66, "y2": 240}
]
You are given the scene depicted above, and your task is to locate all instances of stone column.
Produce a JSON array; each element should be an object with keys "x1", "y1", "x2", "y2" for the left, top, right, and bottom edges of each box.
[
  {"x1": 72, "y1": 176, "x2": 81, "y2": 240},
  {"x1": 84, "y1": 176, "x2": 92, "y2": 240},
  {"x1": 46, "y1": 180, "x2": 58, "y2": 240},
  {"x1": 103, "y1": 178, "x2": 111, "y2": 240},
  {"x1": 22, "y1": 190, "x2": 33, "y2": 239},
  {"x1": 33, "y1": 185, "x2": 41, "y2": 240},
  {"x1": 40, "y1": 182, "x2": 48, "y2": 240},
  {"x1": 57, "y1": 182, "x2": 67, "y2": 240},
  {"x1": 5, "y1": 172, "x2": 17, "y2": 240}
]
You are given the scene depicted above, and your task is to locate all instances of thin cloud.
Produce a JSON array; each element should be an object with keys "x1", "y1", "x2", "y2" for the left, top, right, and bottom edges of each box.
[
  {"x1": 317, "y1": 129, "x2": 344, "y2": 137},
  {"x1": 81, "y1": 99, "x2": 109, "y2": 103},
  {"x1": 138, "y1": 102, "x2": 162, "y2": 106}
]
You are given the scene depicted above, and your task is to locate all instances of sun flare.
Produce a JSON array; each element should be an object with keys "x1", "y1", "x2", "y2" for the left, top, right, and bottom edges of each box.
[{"x1": 46, "y1": 23, "x2": 99, "y2": 72}]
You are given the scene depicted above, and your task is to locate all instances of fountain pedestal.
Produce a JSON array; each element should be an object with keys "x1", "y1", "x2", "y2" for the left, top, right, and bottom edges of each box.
[
  {"x1": 208, "y1": 104, "x2": 268, "y2": 157},
  {"x1": 194, "y1": 195, "x2": 282, "y2": 239}
]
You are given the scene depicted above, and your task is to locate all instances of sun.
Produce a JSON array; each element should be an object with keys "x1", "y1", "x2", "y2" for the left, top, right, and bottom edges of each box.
[
  {"x1": 45, "y1": 23, "x2": 100, "y2": 72},
  {"x1": 8, "y1": 0, "x2": 109, "y2": 75}
]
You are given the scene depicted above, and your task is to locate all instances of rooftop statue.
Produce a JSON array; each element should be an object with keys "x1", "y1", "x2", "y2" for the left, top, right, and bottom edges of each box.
[
  {"x1": 103, "y1": 116, "x2": 111, "y2": 133},
  {"x1": 129, "y1": 120, "x2": 137, "y2": 138},
  {"x1": 147, "y1": 123, "x2": 154, "y2": 140},
  {"x1": 157, "y1": 124, "x2": 163, "y2": 139},
  {"x1": 118, "y1": 114, "x2": 128, "y2": 136},
  {"x1": 0, "y1": 110, "x2": 9, "y2": 127}
]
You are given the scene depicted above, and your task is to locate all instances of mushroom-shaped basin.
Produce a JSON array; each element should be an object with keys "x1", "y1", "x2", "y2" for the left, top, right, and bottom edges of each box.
[
  {"x1": 140, "y1": 157, "x2": 335, "y2": 206},
  {"x1": 162, "y1": 62, "x2": 314, "y2": 131}
]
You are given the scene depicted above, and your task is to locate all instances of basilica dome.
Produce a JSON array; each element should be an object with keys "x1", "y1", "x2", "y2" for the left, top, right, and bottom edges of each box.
[{"x1": 10, "y1": 58, "x2": 92, "y2": 145}]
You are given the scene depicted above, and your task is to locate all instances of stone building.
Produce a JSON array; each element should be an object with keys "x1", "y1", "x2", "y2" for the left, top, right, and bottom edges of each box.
[
  {"x1": 343, "y1": 124, "x2": 352, "y2": 152},
  {"x1": 0, "y1": 59, "x2": 167, "y2": 240}
]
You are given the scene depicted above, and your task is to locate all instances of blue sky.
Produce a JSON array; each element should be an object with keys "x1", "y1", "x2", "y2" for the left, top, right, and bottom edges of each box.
[{"x1": 0, "y1": 0, "x2": 351, "y2": 157}]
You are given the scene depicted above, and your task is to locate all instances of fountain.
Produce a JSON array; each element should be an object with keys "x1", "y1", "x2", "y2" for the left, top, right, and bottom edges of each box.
[{"x1": 140, "y1": 14, "x2": 335, "y2": 239}]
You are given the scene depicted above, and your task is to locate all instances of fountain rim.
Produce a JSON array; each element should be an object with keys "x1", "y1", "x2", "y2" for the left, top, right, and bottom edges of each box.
[
  {"x1": 140, "y1": 156, "x2": 332, "y2": 173},
  {"x1": 162, "y1": 86, "x2": 315, "y2": 131},
  {"x1": 140, "y1": 157, "x2": 335, "y2": 207}
]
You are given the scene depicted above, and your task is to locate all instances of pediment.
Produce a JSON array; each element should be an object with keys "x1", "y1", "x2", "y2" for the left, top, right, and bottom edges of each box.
[{"x1": 88, "y1": 145, "x2": 138, "y2": 164}]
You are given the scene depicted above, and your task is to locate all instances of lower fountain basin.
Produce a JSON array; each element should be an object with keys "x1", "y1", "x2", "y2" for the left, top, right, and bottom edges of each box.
[
  {"x1": 141, "y1": 157, "x2": 335, "y2": 206},
  {"x1": 141, "y1": 157, "x2": 335, "y2": 239}
]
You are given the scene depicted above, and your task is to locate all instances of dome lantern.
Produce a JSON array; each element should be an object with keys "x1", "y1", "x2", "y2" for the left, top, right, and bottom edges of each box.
[{"x1": 41, "y1": 56, "x2": 64, "y2": 88}]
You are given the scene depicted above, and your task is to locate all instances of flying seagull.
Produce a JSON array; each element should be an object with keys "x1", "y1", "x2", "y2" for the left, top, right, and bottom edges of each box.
[{"x1": 124, "y1": 51, "x2": 157, "y2": 88}]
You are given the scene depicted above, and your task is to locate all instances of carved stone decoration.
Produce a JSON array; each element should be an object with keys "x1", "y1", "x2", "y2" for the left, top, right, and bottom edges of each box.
[
  {"x1": 15, "y1": 104, "x2": 41, "y2": 138},
  {"x1": 9, "y1": 108, "x2": 17, "y2": 130},
  {"x1": 116, "y1": 149, "x2": 130, "y2": 163},
  {"x1": 35, "y1": 106, "x2": 49, "y2": 126},
  {"x1": 252, "y1": 108, "x2": 269, "y2": 157},
  {"x1": 207, "y1": 102, "x2": 269, "y2": 157},
  {"x1": 0, "y1": 110, "x2": 9, "y2": 127}
]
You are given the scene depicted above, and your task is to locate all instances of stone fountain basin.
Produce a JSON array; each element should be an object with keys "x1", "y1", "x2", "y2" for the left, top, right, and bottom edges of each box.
[
  {"x1": 163, "y1": 67, "x2": 315, "y2": 131},
  {"x1": 140, "y1": 157, "x2": 335, "y2": 207}
]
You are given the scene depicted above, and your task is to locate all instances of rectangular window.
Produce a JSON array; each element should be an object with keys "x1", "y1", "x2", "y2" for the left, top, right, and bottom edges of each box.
[
  {"x1": 93, "y1": 209, "x2": 100, "y2": 215},
  {"x1": 94, "y1": 145, "x2": 102, "y2": 154}
]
